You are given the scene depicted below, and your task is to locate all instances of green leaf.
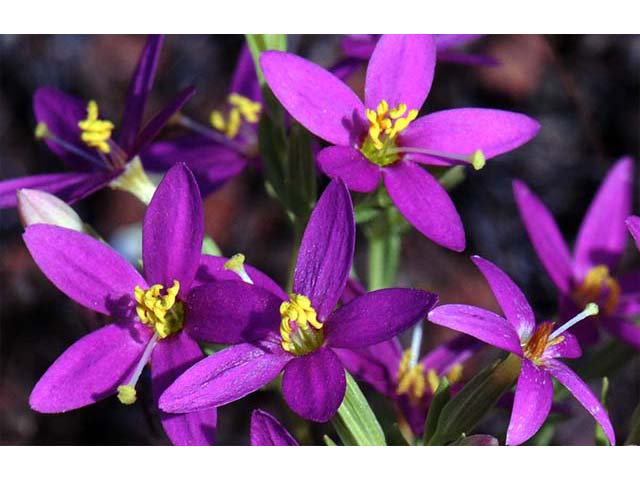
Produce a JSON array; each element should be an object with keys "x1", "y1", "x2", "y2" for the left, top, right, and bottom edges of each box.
[
  {"x1": 625, "y1": 396, "x2": 640, "y2": 445},
  {"x1": 437, "y1": 165, "x2": 466, "y2": 191},
  {"x1": 245, "y1": 34, "x2": 287, "y2": 86},
  {"x1": 323, "y1": 435, "x2": 338, "y2": 446},
  {"x1": 595, "y1": 377, "x2": 610, "y2": 446},
  {"x1": 331, "y1": 372, "x2": 386, "y2": 446},
  {"x1": 284, "y1": 123, "x2": 316, "y2": 218},
  {"x1": 421, "y1": 377, "x2": 451, "y2": 445},
  {"x1": 201, "y1": 235, "x2": 222, "y2": 256}
]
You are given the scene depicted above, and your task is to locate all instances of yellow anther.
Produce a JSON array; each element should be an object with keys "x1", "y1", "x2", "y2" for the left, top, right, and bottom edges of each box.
[
  {"x1": 210, "y1": 110, "x2": 226, "y2": 131},
  {"x1": 117, "y1": 385, "x2": 137, "y2": 405},
  {"x1": 134, "y1": 280, "x2": 184, "y2": 338},
  {"x1": 78, "y1": 100, "x2": 114, "y2": 154},
  {"x1": 34, "y1": 122, "x2": 50, "y2": 140},
  {"x1": 426, "y1": 369, "x2": 439, "y2": 394},
  {"x1": 364, "y1": 100, "x2": 418, "y2": 153},
  {"x1": 446, "y1": 364, "x2": 464, "y2": 384},
  {"x1": 389, "y1": 103, "x2": 407, "y2": 119},
  {"x1": 396, "y1": 350, "x2": 427, "y2": 405},
  {"x1": 572, "y1": 265, "x2": 621, "y2": 316},
  {"x1": 228, "y1": 93, "x2": 261, "y2": 123},
  {"x1": 279, "y1": 293, "x2": 324, "y2": 355},
  {"x1": 210, "y1": 93, "x2": 261, "y2": 139}
]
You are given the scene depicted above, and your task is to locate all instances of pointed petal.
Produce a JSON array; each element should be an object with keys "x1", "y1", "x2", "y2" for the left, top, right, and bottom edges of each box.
[
  {"x1": 194, "y1": 254, "x2": 287, "y2": 300},
  {"x1": 365, "y1": 35, "x2": 436, "y2": 111},
  {"x1": 282, "y1": 347, "x2": 346, "y2": 422},
  {"x1": 143, "y1": 163, "x2": 203, "y2": 292},
  {"x1": 546, "y1": 359, "x2": 616, "y2": 445},
  {"x1": 151, "y1": 331, "x2": 216, "y2": 446},
  {"x1": 574, "y1": 157, "x2": 634, "y2": 276},
  {"x1": 421, "y1": 334, "x2": 481, "y2": 374},
  {"x1": 471, "y1": 255, "x2": 535, "y2": 339},
  {"x1": 383, "y1": 161, "x2": 465, "y2": 251},
  {"x1": 142, "y1": 136, "x2": 247, "y2": 197},
  {"x1": 33, "y1": 86, "x2": 101, "y2": 170},
  {"x1": 617, "y1": 270, "x2": 640, "y2": 317},
  {"x1": 23, "y1": 224, "x2": 145, "y2": 319},
  {"x1": 30, "y1": 322, "x2": 152, "y2": 413},
  {"x1": 159, "y1": 339, "x2": 289, "y2": 413},
  {"x1": 130, "y1": 86, "x2": 196, "y2": 157},
  {"x1": 340, "y1": 277, "x2": 366, "y2": 304},
  {"x1": 118, "y1": 35, "x2": 164, "y2": 151},
  {"x1": 341, "y1": 35, "x2": 377, "y2": 59},
  {"x1": 601, "y1": 316, "x2": 640, "y2": 349},
  {"x1": 260, "y1": 51, "x2": 366, "y2": 146},
  {"x1": 512, "y1": 180, "x2": 574, "y2": 294},
  {"x1": 325, "y1": 288, "x2": 438, "y2": 348},
  {"x1": 294, "y1": 179, "x2": 355, "y2": 320},
  {"x1": 0, "y1": 171, "x2": 116, "y2": 209},
  {"x1": 401, "y1": 109, "x2": 539, "y2": 166},
  {"x1": 627, "y1": 216, "x2": 640, "y2": 250},
  {"x1": 317, "y1": 146, "x2": 381, "y2": 193},
  {"x1": 544, "y1": 331, "x2": 582, "y2": 359},
  {"x1": 230, "y1": 44, "x2": 262, "y2": 102},
  {"x1": 428, "y1": 304, "x2": 523, "y2": 355},
  {"x1": 506, "y1": 359, "x2": 553, "y2": 446},
  {"x1": 250, "y1": 409, "x2": 299, "y2": 446},
  {"x1": 186, "y1": 281, "x2": 281, "y2": 344}
]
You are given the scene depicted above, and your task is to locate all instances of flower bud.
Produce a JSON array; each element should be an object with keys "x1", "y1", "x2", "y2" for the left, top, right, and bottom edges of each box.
[{"x1": 17, "y1": 189, "x2": 84, "y2": 231}]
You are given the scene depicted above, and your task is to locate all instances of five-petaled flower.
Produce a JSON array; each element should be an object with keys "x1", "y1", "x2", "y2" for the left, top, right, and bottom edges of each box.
[
  {"x1": 159, "y1": 179, "x2": 438, "y2": 422},
  {"x1": 513, "y1": 157, "x2": 639, "y2": 349},
  {"x1": 428, "y1": 255, "x2": 616, "y2": 446},
  {"x1": 260, "y1": 34, "x2": 539, "y2": 251},
  {"x1": 0, "y1": 35, "x2": 194, "y2": 208},
  {"x1": 22, "y1": 163, "x2": 282, "y2": 445}
]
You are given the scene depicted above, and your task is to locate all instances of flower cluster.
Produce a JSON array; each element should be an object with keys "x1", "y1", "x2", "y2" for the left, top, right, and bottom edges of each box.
[{"x1": 2, "y1": 34, "x2": 638, "y2": 447}]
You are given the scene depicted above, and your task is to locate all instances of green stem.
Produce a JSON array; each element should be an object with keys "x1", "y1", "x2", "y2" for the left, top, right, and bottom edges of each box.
[
  {"x1": 366, "y1": 229, "x2": 402, "y2": 291},
  {"x1": 286, "y1": 214, "x2": 306, "y2": 292}
]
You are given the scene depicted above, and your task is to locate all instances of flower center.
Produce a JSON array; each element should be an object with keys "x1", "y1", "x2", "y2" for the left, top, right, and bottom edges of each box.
[
  {"x1": 360, "y1": 100, "x2": 418, "y2": 166},
  {"x1": 279, "y1": 293, "x2": 324, "y2": 356},
  {"x1": 210, "y1": 93, "x2": 262, "y2": 139},
  {"x1": 134, "y1": 280, "x2": 184, "y2": 339},
  {"x1": 572, "y1": 265, "x2": 621, "y2": 316},
  {"x1": 78, "y1": 100, "x2": 115, "y2": 154}
]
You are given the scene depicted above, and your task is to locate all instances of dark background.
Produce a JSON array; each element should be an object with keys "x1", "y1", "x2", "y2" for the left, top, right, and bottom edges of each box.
[{"x1": 0, "y1": 34, "x2": 638, "y2": 445}]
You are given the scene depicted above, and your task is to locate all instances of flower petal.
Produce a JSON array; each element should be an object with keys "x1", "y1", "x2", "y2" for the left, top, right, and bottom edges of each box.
[
  {"x1": 317, "y1": 146, "x2": 381, "y2": 193},
  {"x1": 194, "y1": 254, "x2": 287, "y2": 300},
  {"x1": 30, "y1": 322, "x2": 152, "y2": 413},
  {"x1": 341, "y1": 35, "x2": 377, "y2": 59},
  {"x1": 260, "y1": 51, "x2": 366, "y2": 146},
  {"x1": 627, "y1": 215, "x2": 640, "y2": 250},
  {"x1": 143, "y1": 163, "x2": 203, "y2": 293},
  {"x1": 421, "y1": 334, "x2": 481, "y2": 374},
  {"x1": 428, "y1": 304, "x2": 523, "y2": 355},
  {"x1": 33, "y1": 86, "x2": 102, "y2": 170},
  {"x1": 151, "y1": 331, "x2": 216, "y2": 446},
  {"x1": 0, "y1": 171, "x2": 116, "y2": 209},
  {"x1": 250, "y1": 409, "x2": 299, "y2": 446},
  {"x1": 546, "y1": 359, "x2": 616, "y2": 445},
  {"x1": 282, "y1": 347, "x2": 346, "y2": 422},
  {"x1": 231, "y1": 44, "x2": 262, "y2": 103},
  {"x1": 23, "y1": 224, "x2": 145, "y2": 319},
  {"x1": 601, "y1": 316, "x2": 640, "y2": 349},
  {"x1": 401, "y1": 109, "x2": 540, "y2": 167},
  {"x1": 506, "y1": 359, "x2": 553, "y2": 446},
  {"x1": 159, "y1": 339, "x2": 289, "y2": 413},
  {"x1": 186, "y1": 281, "x2": 282, "y2": 344},
  {"x1": 512, "y1": 180, "x2": 574, "y2": 294},
  {"x1": 383, "y1": 161, "x2": 465, "y2": 251},
  {"x1": 294, "y1": 179, "x2": 355, "y2": 320},
  {"x1": 471, "y1": 255, "x2": 535, "y2": 339},
  {"x1": 574, "y1": 157, "x2": 634, "y2": 277},
  {"x1": 340, "y1": 277, "x2": 366, "y2": 305},
  {"x1": 365, "y1": 35, "x2": 436, "y2": 111},
  {"x1": 142, "y1": 136, "x2": 247, "y2": 197},
  {"x1": 118, "y1": 35, "x2": 163, "y2": 151},
  {"x1": 325, "y1": 288, "x2": 438, "y2": 348},
  {"x1": 544, "y1": 331, "x2": 582, "y2": 359}
]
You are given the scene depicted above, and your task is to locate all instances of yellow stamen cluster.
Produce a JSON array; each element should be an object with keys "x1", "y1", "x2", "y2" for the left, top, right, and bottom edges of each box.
[
  {"x1": 365, "y1": 100, "x2": 418, "y2": 150},
  {"x1": 78, "y1": 100, "x2": 114, "y2": 153},
  {"x1": 134, "y1": 280, "x2": 184, "y2": 338},
  {"x1": 396, "y1": 350, "x2": 464, "y2": 405},
  {"x1": 572, "y1": 265, "x2": 621, "y2": 316},
  {"x1": 210, "y1": 93, "x2": 261, "y2": 139},
  {"x1": 280, "y1": 293, "x2": 324, "y2": 355}
]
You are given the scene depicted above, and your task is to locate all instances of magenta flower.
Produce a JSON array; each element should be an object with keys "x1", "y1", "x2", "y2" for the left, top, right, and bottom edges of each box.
[
  {"x1": 260, "y1": 34, "x2": 539, "y2": 251},
  {"x1": 143, "y1": 45, "x2": 262, "y2": 197},
  {"x1": 159, "y1": 179, "x2": 438, "y2": 422},
  {"x1": 0, "y1": 35, "x2": 194, "y2": 208},
  {"x1": 429, "y1": 255, "x2": 616, "y2": 446},
  {"x1": 336, "y1": 334, "x2": 478, "y2": 437},
  {"x1": 250, "y1": 409, "x2": 299, "y2": 446},
  {"x1": 513, "y1": 157, "x2": 639, "y2": 348},
  {"x1": 627, "y1": 216, "x2": 640, "y2": 250},
  {"x1": 22, "y1": 163, "x2": 281, "y2": 445}
]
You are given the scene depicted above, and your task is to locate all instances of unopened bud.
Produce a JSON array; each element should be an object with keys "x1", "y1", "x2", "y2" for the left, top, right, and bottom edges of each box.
[{"x1": 17, "y1": 189, "x2": 84, "y2": 231}]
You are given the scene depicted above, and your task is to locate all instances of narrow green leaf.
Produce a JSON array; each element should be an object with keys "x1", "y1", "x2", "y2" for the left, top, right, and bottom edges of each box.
[
  {"x1": 421, "y1": 377, "x2": 451, "y2": 445},
  {"x1": 245, "y1": 34, "x2": 287, "y2": 86},
  {"x1": 285, "y1": 123, "x2": 316, "y2": 218},
  {"x1": 625, "y1": 396, "x2": 640, "y2": 445},
  {"x1": 323, "y1": 435, "x2": 338, "y2": 446},
  {"x1": 331, "y1": 372, "x2": 386, "y2": 446}
]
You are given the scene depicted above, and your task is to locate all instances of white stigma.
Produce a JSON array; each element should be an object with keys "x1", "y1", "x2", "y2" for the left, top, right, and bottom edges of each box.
[{"x1": 549, "y1": 302, "x2": 599, "y2": 341}]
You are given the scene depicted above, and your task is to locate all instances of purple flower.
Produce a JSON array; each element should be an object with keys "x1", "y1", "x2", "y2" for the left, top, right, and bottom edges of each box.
[
  {"x1": 250, "y1": 409, "x2": 299, "y2": 446},
  {"x1": 159, "y1": 179, "x2": 438, "y2": 422},
  {"x1": 22, "y1": 163, "x2": 280, "y2": 445},
  {"x1": 260, "y1": 34, "x2": 539, "y2": 251},
  {"x1": 336, "y1": 334, "x2": 478, "y2": 437},
  {"x1": 513, "y1": 157, "x2": 639, "y2": 349},
  {"x1": 627, "y1": 216, "x2": 640, "y2": 250},
  {"x1": 143, "y1": 45, "x2": 262, "y2": 197},
  {"x1": 0, "y1": 35, "x2": 194, "y2": 208},
  {"x1": 429, "y1": 255, "x2": 616, "y2": 446}
]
